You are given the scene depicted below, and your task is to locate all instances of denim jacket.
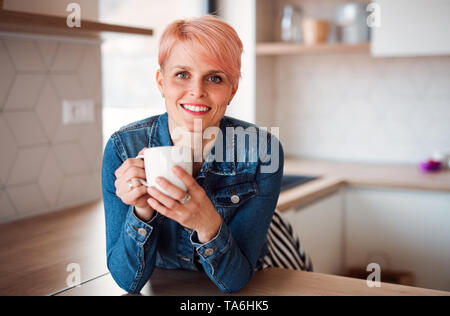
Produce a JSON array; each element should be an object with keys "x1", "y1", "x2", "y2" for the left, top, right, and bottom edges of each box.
[{"x1": 102, "y1": 112, "x2": 284, "y2": 294}]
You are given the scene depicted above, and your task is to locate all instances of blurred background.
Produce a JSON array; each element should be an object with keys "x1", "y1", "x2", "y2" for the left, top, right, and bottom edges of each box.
[{"x1": 0, "y1": 0, "x2": 449, "y2": 295}]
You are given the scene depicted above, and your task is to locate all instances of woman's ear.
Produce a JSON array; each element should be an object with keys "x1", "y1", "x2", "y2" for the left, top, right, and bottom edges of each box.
[
  {"x1": 232, "y1": 84, "x2": 238, "y2": 95},
  {"x1": 228, "y1": 83, "x2": 239, "y2": 105},
  {"x1": 156, "y1": 69, "x2": 165, "y2": 97}
]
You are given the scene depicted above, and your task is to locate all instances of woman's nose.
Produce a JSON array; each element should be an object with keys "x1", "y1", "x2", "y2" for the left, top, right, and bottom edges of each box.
[{"x1": 189, "y1": 80, "x2": 206, "y2": 98}]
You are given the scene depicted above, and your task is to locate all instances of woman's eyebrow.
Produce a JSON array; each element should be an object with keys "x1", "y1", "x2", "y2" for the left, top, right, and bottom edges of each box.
[
  {"x1": 207, "y1": 70, "x2": 225, "y2": 75},
  {"x1": 173, "y1": 65, "x2": 192, "y2": 70},
  {"x1": 172, "y1": 65, "x2": 224, "y2": 75}
]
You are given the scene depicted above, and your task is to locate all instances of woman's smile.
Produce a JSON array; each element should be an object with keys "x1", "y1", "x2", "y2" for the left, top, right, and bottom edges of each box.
[{"x1": 180, "y1": 103, "x2": 212, "y2": 115}]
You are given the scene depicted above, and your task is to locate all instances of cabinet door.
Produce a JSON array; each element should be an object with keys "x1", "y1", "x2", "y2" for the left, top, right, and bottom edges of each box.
[
  {"x1": 282, "y1": 191, "x2": 344, "y2": 275},
  {"x1": 344, "y1": 187, "x2": 450, "y2": 291},
  {"x1": 371, "y1": 0, "x2": 450, "y2": 57}
]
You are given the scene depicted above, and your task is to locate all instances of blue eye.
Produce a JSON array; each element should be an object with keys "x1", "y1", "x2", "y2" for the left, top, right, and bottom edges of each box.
[
  {"x1": 209, "y1": 75, "x2": 222, "y2": 83},
  {"x1": 176, "y1": 72, "x2": 188, "y2": 79}
]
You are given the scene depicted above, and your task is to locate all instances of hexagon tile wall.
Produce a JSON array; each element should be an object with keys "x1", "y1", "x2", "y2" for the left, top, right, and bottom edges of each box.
[
  {"x1": 0, "y1": 34, "x2": 103, "y2": 223},
  {"x1": 271, "y1": 54, "x2": 450, "y2": 164}
]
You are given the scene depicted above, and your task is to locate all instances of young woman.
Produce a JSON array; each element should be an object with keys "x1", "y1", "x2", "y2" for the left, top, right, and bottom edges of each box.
[{"x1": 102, "y1": 15, "x2": 312, "y2": 294}]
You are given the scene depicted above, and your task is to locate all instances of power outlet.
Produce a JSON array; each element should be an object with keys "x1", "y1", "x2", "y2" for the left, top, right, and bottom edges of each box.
[{"x1": 62, "y1": 99, "x2": 95, "y2": 125}]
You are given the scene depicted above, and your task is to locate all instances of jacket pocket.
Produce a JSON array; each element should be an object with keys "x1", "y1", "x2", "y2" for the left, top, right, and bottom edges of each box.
[{"x1": 212, "y1": 181, "x2": 258, "y2": 222}]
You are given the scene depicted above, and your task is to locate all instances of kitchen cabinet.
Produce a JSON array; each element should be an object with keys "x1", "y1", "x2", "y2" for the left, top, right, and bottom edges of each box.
[
  {"x1": 344, "y1": 187, "x2": 450, "y2": 291},
  {"x1": 282, "y1": 185, "x2": 450, "y2": 292},
  {"x1": 371, "y1": 0, "x2": 450, "y2": 57},
  {"x1": 282, "y1": 190, "x2": 345, "y2": 276}
]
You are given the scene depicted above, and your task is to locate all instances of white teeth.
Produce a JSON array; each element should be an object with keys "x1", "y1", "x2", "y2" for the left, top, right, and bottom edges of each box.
[{"x1": 182, "y1": 104, "x2": 210, "y2": 112}]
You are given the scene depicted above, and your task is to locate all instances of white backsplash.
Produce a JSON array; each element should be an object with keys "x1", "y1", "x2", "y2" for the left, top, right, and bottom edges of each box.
[
  {"x1": 269, "y1": 53, "x2": 450, "y2": 164},
  {"x1": 0, "y1": 34, "x2": 103, "y2": 223}
]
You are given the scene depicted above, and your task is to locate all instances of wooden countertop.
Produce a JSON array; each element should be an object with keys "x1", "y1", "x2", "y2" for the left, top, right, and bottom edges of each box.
[
  {"x1": 0, "y1": 201, "x2": 107, "y2": 296},
  {"x1": 1, "y1": 158, "x2": 449, "y2": 296},
  {"x1": 55, "y1": 267, "x2": 449, "y2": 296},
  {"x1": 277, "y1": 158, "x2": 450, "y2": 212}
]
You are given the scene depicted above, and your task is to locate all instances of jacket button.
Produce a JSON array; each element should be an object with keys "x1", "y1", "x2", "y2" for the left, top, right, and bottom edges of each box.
[
  {"x1": 205, "y1": 248, "x2": 214, "y2": 256},
  {"x1": 231, "y1": 195, "x2": 240, "y2": 204},
  {"x1": 138, "y1": 228, "x2": 147, "y2": 237}
]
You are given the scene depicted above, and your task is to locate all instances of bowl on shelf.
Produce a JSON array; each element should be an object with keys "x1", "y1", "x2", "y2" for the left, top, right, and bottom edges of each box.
[{"x1": 301, "y1": 18, "x2": 330, "y2": 45}]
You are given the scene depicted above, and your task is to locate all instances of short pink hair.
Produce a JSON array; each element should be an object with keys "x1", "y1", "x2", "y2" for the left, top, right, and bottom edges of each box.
[{"x1": 158, "y1": 15, "x2": 243, "y2": 86}]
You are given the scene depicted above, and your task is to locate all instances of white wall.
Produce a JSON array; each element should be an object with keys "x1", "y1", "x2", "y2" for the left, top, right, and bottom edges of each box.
[
  {"x1": 218, "y1": 0, "x2": 256, "y2": 124},
  {"x1": 272, "y1": 53, "x2": 450, "y2": 164}
]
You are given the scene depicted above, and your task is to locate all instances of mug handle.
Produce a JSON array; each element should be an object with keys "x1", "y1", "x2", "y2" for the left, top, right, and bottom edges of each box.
[{"x1": 135, "y1": 154, "x2": 148, "y2": 186}]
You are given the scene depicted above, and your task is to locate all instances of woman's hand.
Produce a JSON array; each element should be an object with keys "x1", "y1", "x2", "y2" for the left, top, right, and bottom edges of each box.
[
  {"x1": 147, "y1": 165, "x2": 222, "y2": 244},
  {"x1": 114, "y1": 148, "x2": 154, "y2": 221}
]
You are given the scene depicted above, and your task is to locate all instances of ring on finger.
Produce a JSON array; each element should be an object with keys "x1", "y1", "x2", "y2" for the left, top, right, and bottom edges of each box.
[
  {"x1": 127, "y1": 179, "x2": 138, "y2": 191},
  {"x1": 179, "y1": 192, "x2": 191, "y2": 205}
]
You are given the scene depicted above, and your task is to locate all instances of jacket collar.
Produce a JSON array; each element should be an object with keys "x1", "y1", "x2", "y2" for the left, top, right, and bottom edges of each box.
[{"x1": 151, "y1": 112, "x2": 174, "y2": 147}]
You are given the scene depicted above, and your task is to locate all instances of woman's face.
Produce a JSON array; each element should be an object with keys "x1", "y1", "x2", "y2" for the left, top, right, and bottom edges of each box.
[{"x1": 156, "y1": 43, "x2": 238, "y2": 132}]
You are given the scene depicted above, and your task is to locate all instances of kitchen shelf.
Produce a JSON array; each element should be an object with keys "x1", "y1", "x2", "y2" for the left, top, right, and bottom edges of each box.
[
  {"x1": 256, "y1": 42, "x2": 370, "y2": 56},
  {"x1": 0, "y1": 9, "x2": 153, "y2": 38}
]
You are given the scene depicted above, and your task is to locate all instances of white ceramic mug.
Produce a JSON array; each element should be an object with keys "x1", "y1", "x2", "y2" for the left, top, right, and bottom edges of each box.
[{"x1": 136, "y1": 146, "x2": 193, "y2": 198}]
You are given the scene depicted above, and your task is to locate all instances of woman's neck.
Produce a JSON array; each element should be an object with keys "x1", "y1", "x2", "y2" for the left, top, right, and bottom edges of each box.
[{"x1": 168, "y1": 118, "x2": 219, "y2": 163}]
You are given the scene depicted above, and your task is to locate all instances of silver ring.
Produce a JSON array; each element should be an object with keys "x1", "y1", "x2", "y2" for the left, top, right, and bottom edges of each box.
[
  {"x1": 127, "y1": 179, "x2": 135, "y2": 191},
  {"x1": 180, "y1": 193, "x2": 191, "y2": 205}
]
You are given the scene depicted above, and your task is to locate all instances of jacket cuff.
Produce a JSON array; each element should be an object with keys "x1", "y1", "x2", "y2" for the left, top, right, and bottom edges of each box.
[
  {"x1": 190, "y1": 220, "x2": 231, "y2": 261},
  {"x1": 125, "y1": 206, "x2": 164, "y2": 245}
]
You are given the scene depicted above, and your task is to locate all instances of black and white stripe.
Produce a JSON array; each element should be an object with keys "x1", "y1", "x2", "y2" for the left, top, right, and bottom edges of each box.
[{"x1": 259, "y1": 210, "x2": 313, "y2": 271}]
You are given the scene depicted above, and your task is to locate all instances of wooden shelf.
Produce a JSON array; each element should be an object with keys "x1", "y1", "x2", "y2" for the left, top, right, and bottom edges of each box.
[
  {"x1": 256, "y1": 42, "x2": 370, "y2": 56},
  {"x1": 0, "y1": 9, "x2": 153, "y2": 38}
]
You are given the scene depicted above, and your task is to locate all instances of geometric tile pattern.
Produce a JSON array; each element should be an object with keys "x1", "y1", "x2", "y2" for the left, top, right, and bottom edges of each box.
[
  {"x1": 0, "y1": 116, "x2": 18, "y2": 186},
  {"x1": 0, "y1": 34, "x2": 103, "y2": 223},
  {"x1": 6, "y1": 183, "x2": 48, "y2": 218},
  {"x1": 269, "y1": 53, "x2": 450, "y2": 164},
  {"x1": 38, "y1": 149, "x2": 65, "y2": 208},
  {"x1": 4, "y1": 74, "x2": 45, "y2": 111},
  {"x1": 0, "y1": 189, "x2": 17, "y2": 222},
  {"x1": 7, "y1": 146, "x2": 48, "y2": 186},
  {"x1": 3, "y1": 111, "x2": 48, "y2": 146}
]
